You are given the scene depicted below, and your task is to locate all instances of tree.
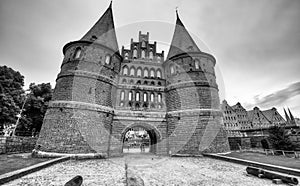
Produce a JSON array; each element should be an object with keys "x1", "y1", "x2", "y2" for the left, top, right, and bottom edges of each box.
[
  {"x1": 0, "y1": 66, "x2": 24, "y2": 130},
  {"x1": 268, "y1": 126, "x2": 295, "y2": 151},
  {"x1": 16, "y1": 83, "x2": 53, "y2": 136}
]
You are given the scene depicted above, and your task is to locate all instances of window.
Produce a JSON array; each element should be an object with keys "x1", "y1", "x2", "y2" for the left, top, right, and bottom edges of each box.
[
  {"x1": 130, "y1": 68, "x2": 135, "y2": 76},
  {"x1": 123, "y1": 66, "x2": 128, "y2": 75},
  {"x1": 105, "y1": 55, "x2": 111, "y2": 65},
  {"x1": 129, "y1": 91, "x2": 133, "y2": 101},
  {"x1": 150, "y1": 69, "x2": 155, "y2": 78},
  {"x1": 137, "y1": 68, "x2": 142, "y2": 77},
  {"x1": 122, "y1": 79, "x2": 127, "y2": 83},
  {"x1": 141, "y1": 50, "x2": 145, "y2": 59},
  {"x1": 142, "y1": 40, "x2": 146, "y2": 47},
  {"x1": 125, "y1": 53, "x2": 129, "y2": 60},
  {"x1": 143, "y1": 93, "x2": 147, "y2": 102},
  {"x1": 120, "y1": 102, "x2": 124, "y2": 106},
  {"x1": 144, "y1": 69, "x2": 149, "y2": 77},
  {"x1": 149, "y1": 51, "x2": 153, "y2": 60},
  {"x1": 157, "y1": 70, "x2": 161, "y2": 78},
  {"x1": 120, "y1": 91, "x2": 125, "y2": 101},
  {"x1": 157, "y1": 56, "x2": 161, "y2": 61},
  {"x1": 136, "y1": 92, "x2": 140, "y2": 101},
  {"x1": 158, "y1": 94, "x2": 162, "y2": 103},
  {"x1": 74, "y1": 47, "x2": 81, "y2": 59},
  {"x1": 150, "y1": 93, "x2": 154, "y2": 102},
  {"x1": 133, "y1": 48, "x2": 137, "y2": 59},
  {"x1": 194, "y1": 59, "x2": 200, "y2": 69},
  {"x1": 170, "y1": 65, "x2": 175, "y2": 74}
]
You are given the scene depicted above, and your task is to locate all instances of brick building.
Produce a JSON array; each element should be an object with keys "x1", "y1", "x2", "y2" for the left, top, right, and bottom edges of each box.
[
  {"x1": 36, "y1": 3, "x2": 229, "y2": 156},
  {"x1": 221, "y1": 100, "x2": 241, "y2": 137},
  {"x1": 221, "y1": 101, "x2": 287, "y2": 136}
]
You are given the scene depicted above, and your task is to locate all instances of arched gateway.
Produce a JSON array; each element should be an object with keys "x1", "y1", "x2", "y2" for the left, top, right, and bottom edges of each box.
[
  {"x1": 120, "y1": 123, "x2": 161, "y2": 153},
  {"x1": 35, "y1": 3, "x2": 229, "y2": 158}
]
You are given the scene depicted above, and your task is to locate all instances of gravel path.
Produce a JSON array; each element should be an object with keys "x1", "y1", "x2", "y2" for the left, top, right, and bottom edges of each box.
[{"x1": 4, "y1": 153, "x2": 299, "y2": 185}]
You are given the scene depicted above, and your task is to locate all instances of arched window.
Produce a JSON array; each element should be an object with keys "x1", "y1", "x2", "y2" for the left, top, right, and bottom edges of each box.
[
  {"x1": 123, "y1": 66, "x2": 128, "y2": 75},
  {"x1": 133, "y1": 48, "x2": 137, "y2": 59},
  {"x1": 170, "y1": 65, "x2": 175, "y2": 74},
  {"x1": 74, "y1": 47, "x2": 81, "y2": 59},
  {"x1": 150, "y1": 69, "x2": 155, "y2": 78},
  {"x1": 125, "y1": 52, "x2": 129, "y2": 60},
  {"x1": 135, "y1": 92, "x2": 140, "y2": 101},
  {"x1": 137, "y1": 68, "x2": 142, "y2": 77},
  {"x1": 158, "y1": 94, "x2": 162, "y2": 103},
  {"x1": 120, "y1": 102, "x2": 124, "y2": 107},
  {"x1": 156, "y1": 70, "x2": 161, "y2": 78},
  {"x1": 129, "y1": 91, "x2": 133, "y2": 101},
  {"x1": 143, "y1": 93, "x2": 147, "y2": 102},
  {"x1": 149, "y1": 51, "x2": 153, "y2": 60},
  {"x1": 158, "y1": 104, "x2": 162, "y2": 109},
  {"x1": 120, "y1": 91, "x2": 125, "y2": 101},
  {"x1": 144, "y1": 69, "x2": 149, "y2": 77},
  {"x1": 150, "y1": 81, "x2": 155, "y2": 86},
  {"x1": 157, "y1": 56, "x2": 161, "y2": 61},
  {"x1": 122, "y1": 79, "x2": 127, "y2": 83},
  {"x1": 142, "y1": 40, "x2": 146, "y2": 47},
  {"x1": 130, "y1": 67, "x2": 135, "y2": 76},
  {"x1": 150, "y1": 93, "x2": 154, "y2": 102},
  {"x1": 194, "y1": 59, "x2": 200, "y2": 69},
  {"x1": 129, "y1": 79, "x2": 134, "y2": 84},
  {"x1": 105, "y1": 55, "x2": 111, "y2": 65},
  {"x1": 141, "y1": 50, "x2": 145, "y2": 59}
]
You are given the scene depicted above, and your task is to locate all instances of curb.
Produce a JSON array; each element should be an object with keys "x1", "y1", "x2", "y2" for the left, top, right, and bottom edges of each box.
[
  {"x1": 203, "y1": 153, "x2": 300, "y2": 177},
  {"x1": 0, "y1": 156, "x2": 69, "y2": 185}
]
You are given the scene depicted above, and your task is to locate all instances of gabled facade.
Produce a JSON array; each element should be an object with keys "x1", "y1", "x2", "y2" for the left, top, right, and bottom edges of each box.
[
  {"x1": 231, "y1": 102, "x2": 251, "y2": 130},
  {"x1": 261, "y1": 107, "x2": 285, "y2": 126},
  {"x1": 36, "y1": 4, "x2": 229, "y2": 156},
  {"x1": 221, "y1": 100, "x2": 240, "y2": 136},
  {"x1": 247, "y1": 107, "x2": 272, "y2": 129}
]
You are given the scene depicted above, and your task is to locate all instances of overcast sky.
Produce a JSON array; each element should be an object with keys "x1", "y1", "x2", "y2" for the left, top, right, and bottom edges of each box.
[{"x1": 0, "y1": 0, "x2": 299, "y2": 117}]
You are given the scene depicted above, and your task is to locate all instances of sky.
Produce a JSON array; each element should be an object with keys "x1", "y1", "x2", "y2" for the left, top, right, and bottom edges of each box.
[{"x1": 0, "y1": 0, "x2": 299, "y2": 117}]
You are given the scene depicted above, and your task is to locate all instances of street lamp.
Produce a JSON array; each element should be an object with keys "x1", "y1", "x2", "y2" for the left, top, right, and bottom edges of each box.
[{"x1": 12, "y1": 90, "x2": 30, "y2": 136}]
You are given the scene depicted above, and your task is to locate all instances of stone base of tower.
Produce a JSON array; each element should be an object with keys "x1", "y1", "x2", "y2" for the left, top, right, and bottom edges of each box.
[
  {"x1": 167, "y1": 112, "x2": 230, "y2": 155},
  {"x1": 36, "y1": 102, "x2": 113, "y2": 155}
]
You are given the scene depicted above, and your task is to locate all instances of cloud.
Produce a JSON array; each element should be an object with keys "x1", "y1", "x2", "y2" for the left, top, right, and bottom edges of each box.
[{"x1": 249, "y1": 82, "x2": 300, "y2": 108}]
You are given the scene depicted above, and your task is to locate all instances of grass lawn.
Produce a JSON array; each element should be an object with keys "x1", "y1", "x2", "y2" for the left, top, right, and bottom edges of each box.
[
  {"x1": 0, "y1": 153, "x2": 51, "y2": 175},
  {"x1": 224, "y1": 151, "x2": 300, "y2": 170}
]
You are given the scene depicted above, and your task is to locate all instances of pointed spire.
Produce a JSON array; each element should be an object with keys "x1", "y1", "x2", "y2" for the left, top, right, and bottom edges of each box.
[
  {"x1": 80, "y1": 2, "x2": 119, "y2": 52},
  {"x1": 284, "y1": 108, "x2": 290, "y2": 123},
  {"x1": 167, "y1": 10, "x2": 201, "y2": 60},
  {"x1": 288, "y1": 108, "x2": 295, "y2": 123}
]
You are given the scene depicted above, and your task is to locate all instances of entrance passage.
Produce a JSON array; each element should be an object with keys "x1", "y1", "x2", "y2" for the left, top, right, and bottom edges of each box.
[{"x1": 122, "y1": 126, "x2": 157, "y2": 154}]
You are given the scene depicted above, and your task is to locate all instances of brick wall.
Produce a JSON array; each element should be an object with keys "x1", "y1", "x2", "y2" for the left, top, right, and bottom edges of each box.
[{"x1": 0, "y1": 136, "x2": 37, "y2": 154}]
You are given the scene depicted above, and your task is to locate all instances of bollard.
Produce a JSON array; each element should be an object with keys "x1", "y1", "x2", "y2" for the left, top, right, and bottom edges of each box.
[
  {"x1": 64, "y1": 175, "x2": 83, "y2": 186},
  {"x1": 246, "y1": 167, "x2": 298, "y2": 185}
]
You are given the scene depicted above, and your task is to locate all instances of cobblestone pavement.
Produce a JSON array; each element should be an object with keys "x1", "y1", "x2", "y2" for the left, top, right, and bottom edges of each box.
[{"x1": 5, "y1": 153, "x2": 300, "y2": 185}]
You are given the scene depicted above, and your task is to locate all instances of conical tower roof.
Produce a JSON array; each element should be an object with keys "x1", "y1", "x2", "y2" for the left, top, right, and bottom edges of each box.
[
  {"x1": 284, "y1": 108, "x2": 290, "y2": 122},
  {"x1": 80, "y1": 2, "x2": 119, "y2": 52},
  {"x1": 167, "y1": 11, "x2": 201, "y2": 60},
  {"x1": 288, "y1": 108, "x2": 295, "y2": 123}
]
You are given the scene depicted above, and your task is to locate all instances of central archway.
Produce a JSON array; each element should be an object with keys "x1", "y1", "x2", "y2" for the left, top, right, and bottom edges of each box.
[{"x1": 121, "y1": 123, "x2": 161, "y2": 154}]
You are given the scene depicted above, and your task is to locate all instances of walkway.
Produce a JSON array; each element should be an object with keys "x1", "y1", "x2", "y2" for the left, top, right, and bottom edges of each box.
[{"x1": 4, "y1": 154, "x2": 300, "y2": 185}]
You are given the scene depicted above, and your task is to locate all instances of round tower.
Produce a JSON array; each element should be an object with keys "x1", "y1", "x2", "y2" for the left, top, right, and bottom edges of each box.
[
  {"x1": 165, "y1": 12, "x2": 229, "y2": 154},
  {"x1": 36, "y1": 3, "x2": 122, "y2": 156}
]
